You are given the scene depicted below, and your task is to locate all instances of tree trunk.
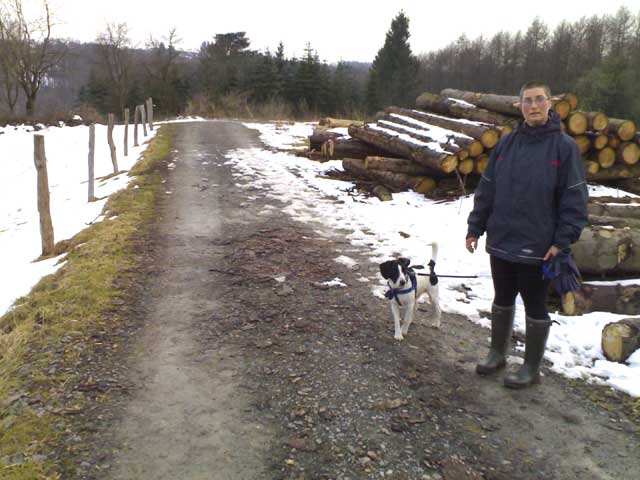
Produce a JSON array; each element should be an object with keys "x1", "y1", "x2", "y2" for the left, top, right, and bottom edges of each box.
[
  {"x1": 586, "y1": 132, "x2": 609, "y2": 150},
  {"x1": 601, "y1": 317, "x2": 640, "y2": 362},
  {"x1": 588, "y1": 201, "x2": 640, "y2": 220},
  {"x1": 386, "y1": 111, "x2": 484, "y2": 156},
  {"x1": 588, "y1": 215, "x2": 640, "y2": 229},
  {"x1": 557, "y1": 93, "x2": 578, "y2": 111},
  {"x1": 25, "y1": 94, "x2": 36, "y2": 118},
  {"x1": 573, "y1": 226, "x2": 640, "y2": 275},
  {"x1": 562, "y1": 286, "x2": 640, "y2": 318},
  {"x1": 553, "y1": 100, "x2": 572, "y2": 121},
  {"x1": 573, "y1": 135, "x2": 590, "y2": 155},
  {"x1": 439, "y1": 88, "x2": 521, "y2": 116},
  {"x1": 364, "y1": 156, "x2": 441, "y2": 176},
  {"x1": 585, "y1": 111, "x2": 609, "y2": 132},
  {"x1": 457, "y1": 158, "x2": 474, "y2": 175},
  {"x1": 33, "y1": 135, "x2": 54, "y2": 256},
  {"x1": 586, "y1": 163, "x2": 640, "y2": 182},
  {"x1": 349, "y1": 124, "x2": 458, "y2": 174},
  {"x1": 590, "y1": 196, "x2": 640, "y2": 205},
  {"x1": 319, "y1": 118, "x2": 364, "y2": 128},
  {"x1": 566, "y1": 111, "x2": 588, "y2": 135},
  {"x1": 608, "y1": 135, "x2": 621, "y2": 149},
  {"x1": 612, "y1": 178, "x2": 640, "y2": 196},
  {"x1": 617, "y1": 142, "x2": 640, "y2": 165},
  {"x1": 608, "y1": 118, "x2": 637, "y2": 141},
  {"x1": 342, "y1": 158, "x2": 437, "y2": 194},
  {"x1": 377, "y1": 118, "x2": 469, "y2": 159},
  {"x1": 372, "y1": 184, "x2": 393, "y2": 201},
  {"x1": 385, "y1": 106, "x2": 500, "y2": 149},
  {"x1": 323, "y1": 137, "x2": 390, "y2": 160},
  {"x1": 583, "y1": 160, "x2": 600, "y2": 176},
  {"x1": 415, "y1": 91, "x2": 519, "y2": 127},
  {"x1": 586, "y1": 147, "x2": 615, "y2": 169},
  {"x1": 309, "y1": 130, "x2": 344, "y2": 150},
  {"x1": 474, "y1": 154, "x2": 490, "y2": 175}
]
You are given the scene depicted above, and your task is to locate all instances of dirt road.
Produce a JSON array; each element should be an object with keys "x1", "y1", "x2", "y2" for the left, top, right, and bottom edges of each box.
[{"x1": 91, "y1": 121, "x2": 639, "y2": 480}]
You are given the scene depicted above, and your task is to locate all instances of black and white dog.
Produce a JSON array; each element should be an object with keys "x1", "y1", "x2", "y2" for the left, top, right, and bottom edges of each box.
[{"x1": 379, "y1": 242, "x2": 441, "y2": 341}]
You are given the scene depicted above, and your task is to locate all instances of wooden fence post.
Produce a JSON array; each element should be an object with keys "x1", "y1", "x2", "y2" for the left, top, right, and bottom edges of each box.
[
  {"x1": 88, "y1": 124, "x2": 95, "y2": 201},
  {"x1": 134, "y1": 105, "x2": 140, "y2": 147},
  {"x1": 123, "y1": 107, "x2": 129, "y2": 157},
  {"x1": 33, "y1": 134, "x2": 55, "y2": 256},
  {"x1": 147, "y1": 97, "x2": 154, "y2": 131},
  {"x1": 107, "y1": 113, "x2": 118, "y2": 173},
  {"x1": 140, "y1": 104, "x2": 148, "y2": 137}
]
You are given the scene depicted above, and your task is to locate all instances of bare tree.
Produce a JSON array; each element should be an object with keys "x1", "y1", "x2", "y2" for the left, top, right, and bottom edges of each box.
[
  {"x1": 0, "y1": 0, "x2": 65, "y2": 116},
  {"x1": 144, "y1": 28, "x2": 182, "y2": 114},
  {"x1": 0, "y1": 44, "x2": 19, "y2": 114},
  {"x1": 96, "y1": 22, "x2": 133, "y2": 113}
]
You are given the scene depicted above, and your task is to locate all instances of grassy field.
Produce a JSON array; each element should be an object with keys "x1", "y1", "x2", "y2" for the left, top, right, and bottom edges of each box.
[{"x1": 0, "y1": 125, "x2": 175, "y2": 479}]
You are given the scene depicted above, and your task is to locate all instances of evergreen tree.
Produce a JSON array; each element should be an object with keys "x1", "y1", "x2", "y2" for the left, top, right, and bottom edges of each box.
[{"x1": 365, "y1": 11, "x2": 419, "y2": 113}]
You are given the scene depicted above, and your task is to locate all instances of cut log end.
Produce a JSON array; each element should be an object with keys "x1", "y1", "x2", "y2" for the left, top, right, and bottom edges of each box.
[
  {"x1": 588, "y1": 112, "x2": 609, "y2": 132},
  {"x1": 573, "y1": 135, "x2": 590, "y2": 155},
  {"x1": 554, "y1": 100, "x2": 571, "y2": 120},
  {"x1": 583, "y1": 160, "x2": 600, "y2": 175},
  {"x1": 441, "y1": 155, "x2": 458, "y2": 174},
  {"x1": 601, "y1": 318, "x2": 640, "y2": 363},
  {"x1": 567, "y1": 111, "x2": 588, "y2": 135},
  {"x1": 468, "y1": 140, "x2": 484, "y2": 158},
  {"x1": 474, "y1": 155, "x2": 490, "y2": 175},
  {"x1": 618, "y1": 142, "x2": 640, "y2": 165},
  {"x1": 561, "y1": 292, "x2": 577, "y2": 316},
  {"x1": 597, "y1": 147, "x2": 616, "y2": 169},
  {"x1": 612, "y1": 120, "x2": 637, "y2": 142},
  {"x1": 414, "y1": 177, "x2": 437, "y2": 195},
  {"x1": 480, "y1": 129, "x2": 500, "y2": 149},
  {"x1": 457, "y1": 158, "x2": 474, "y2": 175},
  {"x1": 591, "y1": 134, "x2": 609, "y2": 150}
]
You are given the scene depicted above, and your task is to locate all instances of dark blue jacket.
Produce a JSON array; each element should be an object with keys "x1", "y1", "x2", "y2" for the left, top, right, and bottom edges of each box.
[{"x1": 466, "y1": 111, "x2": 588, "y2": 264}]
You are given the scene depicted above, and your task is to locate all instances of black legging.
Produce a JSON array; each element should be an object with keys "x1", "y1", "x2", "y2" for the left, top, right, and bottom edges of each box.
[{"x1": 490, "y1": 255, "x2": 551, "y2": 320}]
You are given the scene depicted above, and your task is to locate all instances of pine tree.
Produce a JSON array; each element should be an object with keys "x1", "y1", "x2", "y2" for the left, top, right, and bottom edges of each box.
[{"x1": 365, "y1": 11, "x2": 419, "y2": 113}]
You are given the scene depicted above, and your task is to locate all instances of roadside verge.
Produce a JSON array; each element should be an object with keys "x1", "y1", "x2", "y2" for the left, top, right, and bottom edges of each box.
[{"x1": 0, "y1": 125, "x2": 175, "y2": 479}]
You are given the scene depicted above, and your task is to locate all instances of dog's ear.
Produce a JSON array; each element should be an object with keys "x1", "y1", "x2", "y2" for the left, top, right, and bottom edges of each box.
[
  {"x1": 379, "y1": 260, "x2": 394, "y2": 279},
  {"x1": 398, "y1": 257, "x2": 411, "y2": 268}
]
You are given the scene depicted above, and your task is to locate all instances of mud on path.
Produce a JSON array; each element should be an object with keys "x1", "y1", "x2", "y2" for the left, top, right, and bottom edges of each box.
[{"x1": 90, "y1": 121, "x2": 638, "y2": 480}]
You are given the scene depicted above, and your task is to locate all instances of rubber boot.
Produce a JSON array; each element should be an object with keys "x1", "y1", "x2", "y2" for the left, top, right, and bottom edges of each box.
[
  {"x1": 504, "y1": 316, "x2": 552, "y2": 389},
  {"x1": 476, "y1": 303, "x2": 515, "y2": 375}
]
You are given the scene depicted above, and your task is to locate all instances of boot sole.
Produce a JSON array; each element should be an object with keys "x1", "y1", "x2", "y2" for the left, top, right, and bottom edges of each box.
[
  {"x1": 475, "y1": 361, "x2": 506, "y2": 375},
  {"x1": 503, "y1": 375, "x2": 541, "y2": 389}
]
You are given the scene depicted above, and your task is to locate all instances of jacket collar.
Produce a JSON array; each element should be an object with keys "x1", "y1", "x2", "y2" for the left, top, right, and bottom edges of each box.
[{"x1": 517, "y1": 110, "x2": 562, "y2": 140}]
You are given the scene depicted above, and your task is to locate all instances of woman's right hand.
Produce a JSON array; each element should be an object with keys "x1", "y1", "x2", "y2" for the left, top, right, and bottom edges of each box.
[{"x1": 466, "y1": 237, "x2": 478, "y2": 253}]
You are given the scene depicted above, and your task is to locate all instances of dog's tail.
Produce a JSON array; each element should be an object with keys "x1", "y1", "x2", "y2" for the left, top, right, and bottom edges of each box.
[{"x1": 427, "y1": 241, "x2": 439, "y2": 264}]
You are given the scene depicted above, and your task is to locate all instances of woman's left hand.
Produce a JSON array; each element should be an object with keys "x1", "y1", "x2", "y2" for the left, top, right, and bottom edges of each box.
[{"x1": 543, "y1": 245, "x2": 560, "y2": 261}]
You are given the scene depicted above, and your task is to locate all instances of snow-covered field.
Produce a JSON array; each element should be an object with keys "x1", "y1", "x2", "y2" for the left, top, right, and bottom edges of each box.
[
  {"x1": 0, "y1": 122, "x2": 157, "y2": 315},
  {"x1": 1, "y1": 119, "x2": 639, "y2": 397}
]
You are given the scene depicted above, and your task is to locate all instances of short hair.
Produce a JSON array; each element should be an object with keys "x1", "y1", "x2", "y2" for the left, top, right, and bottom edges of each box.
[{"x1": 519, "y1": 81, "x2": 551, "y2": 100}]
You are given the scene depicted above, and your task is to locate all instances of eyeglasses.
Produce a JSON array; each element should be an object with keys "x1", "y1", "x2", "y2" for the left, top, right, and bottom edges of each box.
[{"x1": 522, "y1": 95, "x2": 548, "y2": 106}]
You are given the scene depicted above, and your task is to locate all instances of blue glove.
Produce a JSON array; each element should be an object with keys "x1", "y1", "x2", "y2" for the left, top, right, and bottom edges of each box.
[{"x1": 542, "y1": 249, "x2": 581, "y2": 295}]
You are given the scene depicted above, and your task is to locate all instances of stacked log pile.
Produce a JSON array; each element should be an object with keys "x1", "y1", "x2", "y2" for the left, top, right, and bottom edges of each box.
[{"x1": 304, "y1": 88, "x2": 639, "y2": 200}]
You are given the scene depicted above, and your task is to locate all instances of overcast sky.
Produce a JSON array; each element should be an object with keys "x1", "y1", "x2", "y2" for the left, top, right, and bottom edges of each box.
[{"x1": 38, "y1": 0, "x2": 640, "y2": 62}]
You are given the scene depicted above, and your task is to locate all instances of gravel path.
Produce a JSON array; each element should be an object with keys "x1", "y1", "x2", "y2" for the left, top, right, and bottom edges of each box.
[{"x1": 92, "y1": 121, "x2": 640, "y2": 480}]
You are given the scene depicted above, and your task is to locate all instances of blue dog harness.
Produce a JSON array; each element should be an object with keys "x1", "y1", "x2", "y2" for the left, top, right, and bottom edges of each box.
[{"x1": 385, "y1": 270, "x2": 417, "y2": 306}]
